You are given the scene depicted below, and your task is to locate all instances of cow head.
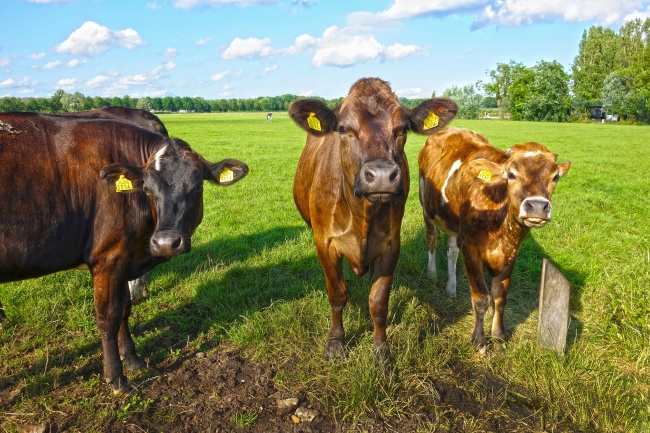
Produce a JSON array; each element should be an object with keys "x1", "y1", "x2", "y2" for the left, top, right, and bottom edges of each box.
[
  {"x1": 467, "y1": 143, "x2": 571, "y2": 228},
  {"x1": 100, "y1": 138, "x2": 248, "y2": 257},
  {"x1": 290, "y1": 77, "x2": 458, "y2": 204}
]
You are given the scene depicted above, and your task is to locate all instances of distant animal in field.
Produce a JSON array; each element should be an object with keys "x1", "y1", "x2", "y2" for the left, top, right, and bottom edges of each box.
[
  {"x1": 290, "y1": 77, "x2": 458, "y2": 360},
  {"x1": 0, "y1": 112, "x2": 248, "y2": 395},
  {"x1": 63, "y1": 106, "x2": 171, "y2": 303},
  {"x1": 267, "y1": 113, "x2": 273, "y2": 122},
  {"x1": 418, "y1": 126, "x2": 571, "y2": 348}
]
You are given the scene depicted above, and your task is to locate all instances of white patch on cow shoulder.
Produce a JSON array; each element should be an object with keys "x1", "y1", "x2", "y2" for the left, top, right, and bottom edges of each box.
[
  {"x1": 154, "y1": 145, "x2": 168, "y2": 171},
  {"x1": 441, "y1": 159, "x2": 462, "y2": 204},
  {"x1": 524, "y1": 150, "x2": 543, "y2": 157}
]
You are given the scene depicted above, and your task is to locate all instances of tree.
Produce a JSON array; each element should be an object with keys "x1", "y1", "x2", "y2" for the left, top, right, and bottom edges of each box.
[
  {"x1": 136, "y1": 97, "x2": 152, "y2": 111},
  {"x1": 571, "y1": 26, "x2": 620, "y2": 116},
  {"x1": 442, "y1": 84, "x2": 483, "y2": 120},
  {"x1": 481, "y1": 60, "x2": 526, "y2": 119},
  {"x1": 601, "y1": 72, "x2": 640, "y2": 119},
  {"x1": 511, "y1": 61, "x2": 571, "y2": 122}
]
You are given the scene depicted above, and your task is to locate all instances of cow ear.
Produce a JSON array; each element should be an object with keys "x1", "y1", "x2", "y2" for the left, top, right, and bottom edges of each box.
[
  {"x1": 409, "y1": 98, "x2": 459, "y2": 135},
  {"x1": 100, "y1": 163, "x2": 144, "y2": 192},
  {"x1": 557, "y1": 161, "x2": 571, "y2": 178},
  {"x1": 467, "y1": 159, "x2": 506, "y2": 184},
  {"x1": 204, "y1": 158, "x2": 249, "y2": 186},
  {"x1": 288, "y1": 99, "x2": 337, "y2": 136}
]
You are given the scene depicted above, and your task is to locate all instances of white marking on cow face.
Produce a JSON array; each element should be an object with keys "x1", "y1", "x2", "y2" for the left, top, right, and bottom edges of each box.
[
  {"x1": 441, "y1": 159, "x2": 462, "y2": 204},
  {"x1": 154, "y1": 145, "x2": 168, "y2": 171},
  {"x1": 524, "y1": 150, "x2": 543, "y2": 157}
]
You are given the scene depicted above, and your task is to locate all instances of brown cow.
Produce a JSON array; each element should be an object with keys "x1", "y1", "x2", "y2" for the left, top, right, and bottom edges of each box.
[
  {"x1": 418, "y1": 127, "x2": 571, "y2": 348},
  {"x1": 63, "y1": 107, "x2": 170, "y2": 303},
  {"x1": 290, "y1": 78, "x2": 458, "y2": 360},
  {"x1": 0, "y1": 112, "x2": 248, "y2": 394},
  {"x1": 64, "y1": 106, "x2": 169, "y2": 136}
]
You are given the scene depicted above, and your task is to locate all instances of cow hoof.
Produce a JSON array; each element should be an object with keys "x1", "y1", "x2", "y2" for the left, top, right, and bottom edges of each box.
[
  {"x1": 111, "y1": 376, "x2": 135, "y2": 396},
  {"x1": 325, "y1": 339, "x2": 345, "y2": 360},
  {"x1": 122, "y1": 355, "x2": 146, "y2": 373},
  {"x1": 373, "y1": 345, "x2": 391, "y2": 365}
]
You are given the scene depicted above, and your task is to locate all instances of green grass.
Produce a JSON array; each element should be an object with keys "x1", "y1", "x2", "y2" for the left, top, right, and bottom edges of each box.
[{"x1": 1, "y1": 113, "x2": 649, "y2": 432}]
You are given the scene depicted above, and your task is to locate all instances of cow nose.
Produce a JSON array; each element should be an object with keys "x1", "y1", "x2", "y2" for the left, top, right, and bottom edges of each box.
[
  {"x1": 519, "y1": 197, "x2": 552, "y2": 223},
  {"x1": 358, "y1": 161, "x2": 403, "y2": 195},
  {"x1": 150, "y1": 230, "x2": 187, "y2": 257}
]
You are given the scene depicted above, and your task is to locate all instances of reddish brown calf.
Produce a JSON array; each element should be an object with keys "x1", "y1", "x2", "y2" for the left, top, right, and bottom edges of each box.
[
  {"x1": 290, "y1": 78, "x2": 457, "y2": 360},
  {"x1": 418, "y1": 127, "x2": 570, "y2": 348}
]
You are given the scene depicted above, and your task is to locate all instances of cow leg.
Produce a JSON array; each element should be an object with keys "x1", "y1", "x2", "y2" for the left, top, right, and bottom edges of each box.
[
  {"x1": 316, "y1": 244, "x2": 347, "y2": 359},
  {"x1": 369, "y1": 243, "x2": 400, "y2": 362},
  {"x1": 462, "y1": 249, "x2": 489, "y2": 348},
  {"x1": 0, "y1": 301, "x2": 6, "y2": 330},
  {"x1": 118, "y1": 298, "x2": 146, "y2": 373},
  {"x1": 424, "y1": 217, "x2": 438, "y2": 281},
  {"x1": 490, "y1": 261, "x2": 515, "y2": 341},
  {"x1": 92, "y1": 272, "x2": 133, "y2": 395},
  {"x1": 446, "y1": 236, "x2": 460, "y2": 299}
]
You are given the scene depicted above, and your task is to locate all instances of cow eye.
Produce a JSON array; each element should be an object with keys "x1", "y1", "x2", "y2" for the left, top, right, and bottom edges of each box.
[
  {"x1": 338, "y1": 125, "x2": 346, "y2": 134},
  {"x1": 552, "y1": 173, "x2": 560, "y2": 183},
  {"x1": 508, "y1": 172, "x2": 516, "y2": 180}
]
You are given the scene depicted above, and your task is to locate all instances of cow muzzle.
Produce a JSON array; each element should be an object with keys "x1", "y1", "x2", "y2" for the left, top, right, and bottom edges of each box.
[
  {"x1": 519, "y1": 197, "x2": 552, "y2": 228},
  {"x1": 150, "y1": 230, "x2": 190, "y2": 257},
  {"x1": 354, "y1": 160, "x2": 403, "y2": 203}
]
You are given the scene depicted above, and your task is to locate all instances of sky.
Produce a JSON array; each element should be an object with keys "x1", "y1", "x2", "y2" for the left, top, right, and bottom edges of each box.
[{"x1": 1, "y1": 0, "x2": 650, "y2": 100}]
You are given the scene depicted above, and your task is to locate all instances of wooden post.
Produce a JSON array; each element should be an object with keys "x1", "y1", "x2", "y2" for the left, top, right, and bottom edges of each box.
[{"x1": 538, "y1": 258, "x2": 570, "y2": 353}]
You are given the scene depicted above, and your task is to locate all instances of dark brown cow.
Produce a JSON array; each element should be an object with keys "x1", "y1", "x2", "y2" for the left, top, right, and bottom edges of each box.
[
  {"x1": 64, "y1": 106, "x2": 169, "y2": 136},
  {"x1": 0, "y1": 112, "x2": 248, "y2": 394},
  {"x1": 63, "y1": 107, "x2": 170, "y2": 303},
  {"x1": 418, "y1": 127, "x2": 571, "y2": 349},
  {"x1": 290, "y1": 78, "x2": 458, "y2": 360}
]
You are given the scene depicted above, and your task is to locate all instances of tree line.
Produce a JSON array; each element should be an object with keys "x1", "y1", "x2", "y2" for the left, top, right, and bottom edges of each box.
[{"x1": 2, "y1": 18, "x2": 649, "y2": 123}]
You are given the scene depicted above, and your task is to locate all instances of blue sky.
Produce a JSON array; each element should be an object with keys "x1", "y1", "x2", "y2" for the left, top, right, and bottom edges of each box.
[{"x1": 2, "y1": 0, "x2": 650, "y2": 100}]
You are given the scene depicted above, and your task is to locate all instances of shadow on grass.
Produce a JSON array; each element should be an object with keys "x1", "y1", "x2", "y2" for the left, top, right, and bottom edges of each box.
[{"x1": 396, "y1": 226, "x2": 587, "y2": 350}]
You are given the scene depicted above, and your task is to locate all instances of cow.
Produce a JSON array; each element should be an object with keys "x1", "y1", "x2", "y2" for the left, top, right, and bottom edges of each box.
[
  {"x1": 289, "y1": 78, "x2": 458, "y2": 360},
  {"x1": 267, "y1": 113, "x2": 273, "y2": 122},
  {"x1": 63, "y1": 107, "x2": 170, "y2": 303},
  {"x1": 0, "y1": 112, "x2": 248, "y2": 394},
  {"x1": 64, "y1": 106, "x2": 169, "y2": 137},
  {"x1": 418, "y1": 127, "x2": 571, "y2": 349}
]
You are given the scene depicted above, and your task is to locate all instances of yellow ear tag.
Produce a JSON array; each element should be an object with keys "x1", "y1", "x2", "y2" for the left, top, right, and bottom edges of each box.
[
  {"x1": 423, "y1": 112, "x2": 439, "y2": 130},
  {"x1": 219, "y1": 167, "x2": 234, "y2": 183},
  {"x1": 307, "y1": 112, "x2": 322, "y2": 131},
  {"x1": 115, "y1": 174, "x2": 133, "y2": 192},
  {"x1": 477, "y1": 170, "x2": 492, "y2": 182}
]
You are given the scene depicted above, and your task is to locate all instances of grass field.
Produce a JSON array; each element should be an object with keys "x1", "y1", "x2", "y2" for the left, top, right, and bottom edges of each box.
[{"x1": 1, "y1": 112, "x2": 649, "y2": 432}]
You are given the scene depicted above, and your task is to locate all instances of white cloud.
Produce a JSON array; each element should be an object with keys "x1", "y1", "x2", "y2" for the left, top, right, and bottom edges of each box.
[
  {"x1": 307, "y1": 26, "x2": 423, "y2": 67},
  {"x1": 211, "y1": 70, "x2": 231, "y2": 81},
  {"x1": 57, "y1": 77, "x2": 79, "y2": 90},
  {"x1": 42, "y1": 60, "x2": 63, "y2": 71},
  {"x1": 147, "y1": 2, "x2": 161, "y2": 9},
  {"x1": 27, "y1": 0, "x2": 70, "y2": 3},
  {"x1": 85, "y1": 74, "x2": 112, "y2": 88},
  {"x1": 222, "y1": 37, "x2": 274, "y2": 59},
  {"x1": 351, "y1": 0, "x2": 650, "y2": 29},
  {"x1": 0, "y1": 77, "x2": 37, "y2": 89},
  {"x1": 26, "y1": 53, "x2": 45, "y2": 60},
  {"x1": 473, "y1": 0, "x2": 650, "y2": 28},
  {"x1": 0, "y1": 58, "x2": 10, "y2": 67},
  {"x1": 66, "y1": 58, "x2": 88, "y2": 68},
  {"x1": 196, "y1": 37, "x2": 213, "y2": 45},
  {"x1": 260, "y1": 65, "x2": 277, "y2": 75},
  {"x1": 55, "y1": 21, "x2": 144, "y2": 57},
  {"x1": 173, "y1": 0, "x2": 280, "y2": 10}
]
